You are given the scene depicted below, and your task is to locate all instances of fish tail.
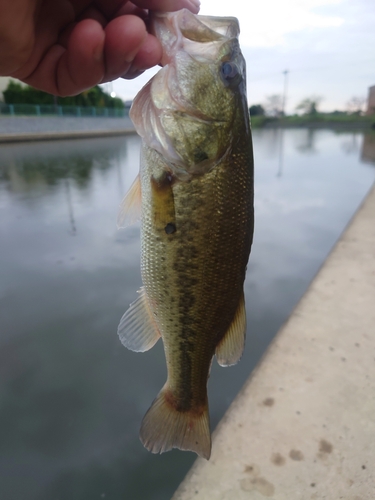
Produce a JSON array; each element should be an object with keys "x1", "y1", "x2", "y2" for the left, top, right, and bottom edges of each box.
[{"x1": 140, "y1": 384, "x2": 211, "y2": 460}]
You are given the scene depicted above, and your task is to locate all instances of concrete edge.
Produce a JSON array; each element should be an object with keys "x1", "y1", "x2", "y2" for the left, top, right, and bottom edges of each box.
[
  {"x1": 172, "y1": 182, "x2": 375, "y2": 499},
  {"x1": 0, "y1": 129, "x2": 136, "y2": 143}
]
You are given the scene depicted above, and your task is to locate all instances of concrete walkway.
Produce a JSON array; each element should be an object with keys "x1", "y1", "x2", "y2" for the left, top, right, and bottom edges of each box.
[
  {"x1": 0, "y1": 116, "x2": 135, "y2": 142},
  {"x1": 173, "y1": 183, "x2": 375, "y2": 500}
]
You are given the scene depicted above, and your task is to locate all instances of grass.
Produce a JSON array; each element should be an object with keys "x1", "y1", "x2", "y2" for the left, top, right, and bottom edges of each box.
[{"x1": 250, "y1": 113, "x2": 375, "y2": 130}]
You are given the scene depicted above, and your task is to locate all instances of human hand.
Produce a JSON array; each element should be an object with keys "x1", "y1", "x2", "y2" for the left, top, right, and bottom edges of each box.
[{"x1": 0, "y1": 0, "x2": 200, "y2": 96}]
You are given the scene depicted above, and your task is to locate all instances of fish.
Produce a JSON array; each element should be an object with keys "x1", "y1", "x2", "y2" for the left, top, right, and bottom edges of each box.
[{"x1": 117, "y1": 8, "x2": 254, "y2": 460}]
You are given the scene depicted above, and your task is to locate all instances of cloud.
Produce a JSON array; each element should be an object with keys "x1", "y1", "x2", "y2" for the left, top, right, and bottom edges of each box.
[
  {"x1": 199, "y1": 0, "x2": 344, "y2": 47},
  {"x1": 111, "y1": 0, "x2": 374, "y2": 111}
]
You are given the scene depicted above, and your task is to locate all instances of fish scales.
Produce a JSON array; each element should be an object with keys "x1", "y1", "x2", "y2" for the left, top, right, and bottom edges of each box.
[
  {"x1": 117, "y1": 9, "x2": 254, "y2": 459},
  {"x1": 141, "y1": 134, "x2": 253, "y2": 410}
]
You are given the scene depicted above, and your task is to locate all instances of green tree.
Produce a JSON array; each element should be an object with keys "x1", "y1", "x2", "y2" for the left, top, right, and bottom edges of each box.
[
  {"x1": 346, "y1": 96, "x2": 366, "y2": 115},
  {"x1": 3, "y1": 81, "x2": 124, "y2": 108},
  {"x1": 264, "y1": 94, "x2": 283, "y2": 117},
  {"x1": 249, "y1": 104, "x2": 265, "y2": 116},
  {"x1": 295, "y1": 96, "x2": 323, "y2": 115}
]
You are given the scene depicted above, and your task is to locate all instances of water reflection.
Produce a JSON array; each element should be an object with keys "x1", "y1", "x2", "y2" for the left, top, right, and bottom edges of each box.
[
  {"x1": 361, "y1": 133, "x2": 375, "y2": 165},
  {"x1": 0, "y1": 130, "x2": 374, "y2": 500},
  {"x1": 294, "y1": 128, "x2": 318, "y2": 155}
]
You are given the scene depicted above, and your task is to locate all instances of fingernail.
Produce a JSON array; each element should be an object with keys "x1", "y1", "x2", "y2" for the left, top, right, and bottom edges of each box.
[{"x1": 123, "y1": 68, "x2": 145, "y2": 80}]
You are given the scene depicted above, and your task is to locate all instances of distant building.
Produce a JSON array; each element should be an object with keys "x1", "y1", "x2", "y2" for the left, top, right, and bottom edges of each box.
[{"x1": 366, "y1": 85, "x2": 375, "y2": 115}]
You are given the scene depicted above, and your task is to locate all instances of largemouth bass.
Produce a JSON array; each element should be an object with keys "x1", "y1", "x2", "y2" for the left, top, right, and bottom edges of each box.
[{"x1": 118, "y1": 9, "x2": 254, "y2": 460}]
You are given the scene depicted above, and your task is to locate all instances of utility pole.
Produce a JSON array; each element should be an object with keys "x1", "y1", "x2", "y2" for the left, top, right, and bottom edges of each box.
[{"x1": 281, "y1": 70, "x2": 289, "y2": 116}]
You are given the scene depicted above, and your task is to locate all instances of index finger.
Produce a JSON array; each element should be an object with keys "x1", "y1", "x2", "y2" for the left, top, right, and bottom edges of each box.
[
  {"x1": 131, "y1": 0, "x2": 200, "y2": 12},
  {"x1": 95, "y1": 0, "x2": 200, "y2": 18}
]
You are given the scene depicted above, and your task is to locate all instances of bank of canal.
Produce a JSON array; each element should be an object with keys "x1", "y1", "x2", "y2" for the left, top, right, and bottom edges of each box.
[{"x1": 0, "y1": 129, "x2": 374, "y2": 499}]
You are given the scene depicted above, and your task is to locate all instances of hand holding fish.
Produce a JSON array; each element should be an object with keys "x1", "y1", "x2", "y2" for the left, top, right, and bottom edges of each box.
[{"x1": 0, "y1": 0, "x2": 200, "y2": 95}]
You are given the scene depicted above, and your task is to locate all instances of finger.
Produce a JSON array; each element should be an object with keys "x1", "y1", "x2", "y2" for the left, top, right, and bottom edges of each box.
[
  {"x1": 103, "y1": 15, "x2": 147, "y2": 81},
  {"x1": 130, "y1": 0, "x2": 200, "y2": 13},
  {"x1": 77, "y1": 5, "x2": 108, "y2": 27},
  {"x1": 56, "y1": 19, "x2": 106, "y2": 95},
  {"x1": 123, "y1": 33, "x2": 162, "y2": 77}
]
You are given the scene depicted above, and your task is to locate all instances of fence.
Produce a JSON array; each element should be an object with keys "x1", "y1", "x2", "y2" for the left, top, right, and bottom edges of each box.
[{"x1": 0, "y1": 103, "x2": 129, "y2": 118}]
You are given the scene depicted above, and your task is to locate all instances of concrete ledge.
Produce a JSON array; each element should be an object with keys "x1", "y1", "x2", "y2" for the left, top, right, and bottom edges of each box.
[
  {"x1": 173, "y1": 183, "x2": 375, "y2": 499},
  {"x1": 0, "y1": 129, "x2": 135, "y2": 143}
]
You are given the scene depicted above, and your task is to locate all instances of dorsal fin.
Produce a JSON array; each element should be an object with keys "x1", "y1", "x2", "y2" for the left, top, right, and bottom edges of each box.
[{"x1": 117, "y1": 174, "x2": 142, "y2": 229}]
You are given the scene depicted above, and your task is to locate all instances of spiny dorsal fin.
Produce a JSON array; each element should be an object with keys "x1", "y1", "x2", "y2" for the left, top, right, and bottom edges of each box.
[
  {"x1": 117, "y1": 174, "x2": 141, "y2": 229},
  {"x1": 215, "y1": 292, "x2": 246, "y2": 367},
  {"x1": 118, "y1": 287, "x2": 161, "y2": 352}
]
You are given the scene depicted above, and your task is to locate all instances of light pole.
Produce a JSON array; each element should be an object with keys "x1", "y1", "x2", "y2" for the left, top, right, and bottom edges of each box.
[{"x1": 281, "y1": 70, "x2": 289, "y2": 116}]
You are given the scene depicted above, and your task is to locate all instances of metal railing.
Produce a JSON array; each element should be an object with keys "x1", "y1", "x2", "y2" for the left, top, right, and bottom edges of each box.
[{"x1": 0, "y1": 103, "x2": 129, "y2": 118}]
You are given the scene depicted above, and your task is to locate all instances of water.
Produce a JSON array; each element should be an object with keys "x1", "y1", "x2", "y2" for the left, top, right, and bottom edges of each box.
[{"x1": 0, "y1": 129, "x2": 374, "y2": 500}]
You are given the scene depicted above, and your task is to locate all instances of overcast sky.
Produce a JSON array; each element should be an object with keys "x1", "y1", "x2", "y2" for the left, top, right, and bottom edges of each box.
[{"x1": 107, "y1": 0, "x2": 375, "y2": 113}]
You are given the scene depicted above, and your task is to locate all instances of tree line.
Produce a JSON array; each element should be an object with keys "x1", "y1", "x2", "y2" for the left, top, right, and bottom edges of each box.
[
  {"x1": 2, "y1": 81, "x2": 125, "y2": 109},
  {"x1": 250, "y1": 94, "x2": 367, "y2": 117}
]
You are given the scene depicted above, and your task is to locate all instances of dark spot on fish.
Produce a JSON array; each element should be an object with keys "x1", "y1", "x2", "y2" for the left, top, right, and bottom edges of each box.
[
  {"x1": 362, "y1": 465, "x2": 366, "y2": 470},
  {"x1": 263, "y1": 398, "x2": 274, "y2": 407},
  {"x1": 319, "y1": 439, "x2": 333, "y2": 454},
  {"x1": 271, "y1": 453, "x2": 285, "y2": 466},
  {"x1": 165, "y1": 223, "x2": 176, "y2": 234},
  {"x1": 289, "y1": 449, "x2": 304, "y2": 461},
  {"x1": 311, "y1": 483, "x2": 316, "y2": 487}
]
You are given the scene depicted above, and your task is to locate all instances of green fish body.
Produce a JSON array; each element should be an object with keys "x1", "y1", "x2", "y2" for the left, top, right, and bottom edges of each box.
[{"x1": 118, "y1": 9, "x2": 254, "y2": 460}]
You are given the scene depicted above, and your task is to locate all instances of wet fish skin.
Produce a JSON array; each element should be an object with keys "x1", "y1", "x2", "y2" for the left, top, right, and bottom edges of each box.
[{"x1": 118, "y1": 9, "x2": 254, "y2": 460}]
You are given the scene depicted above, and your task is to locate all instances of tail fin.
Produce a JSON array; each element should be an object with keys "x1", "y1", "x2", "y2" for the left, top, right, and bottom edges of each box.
[{"x1": 140, "y1": 384, "x2": 211, "y2": 460}]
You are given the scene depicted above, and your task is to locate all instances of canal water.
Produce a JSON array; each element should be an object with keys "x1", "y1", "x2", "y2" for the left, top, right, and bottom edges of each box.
[{"x1": 0, "y1": 129, "x2": 374, "y2": 500}]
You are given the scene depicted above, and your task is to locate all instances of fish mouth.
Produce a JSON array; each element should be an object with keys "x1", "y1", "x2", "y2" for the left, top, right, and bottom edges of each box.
[
  {"x1": 148, "y1": 9, "x2": 242, "y2": 123},
  {"x1": 150, "y1": 9, "x2": 240, "y2": 68},
  {"x1": 130, "y1": 10, "x2": 244, "y2": 177}
]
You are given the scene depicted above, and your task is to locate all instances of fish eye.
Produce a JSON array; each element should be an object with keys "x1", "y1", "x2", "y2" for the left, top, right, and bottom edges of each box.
[{"x1": 221, "y1": 61, "x2": 238, "y2": 80}]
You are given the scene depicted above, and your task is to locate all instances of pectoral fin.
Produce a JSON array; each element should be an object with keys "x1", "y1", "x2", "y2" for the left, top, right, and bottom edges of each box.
[
  {"x1": 118, "y1": 287, "x2": 161, "y2": 352},
  {"x1": 117, "y1": 174, "x2": 142, "y2": 228},
  {"x1": 215, "y1": 292, "x2": 246, "y2": 367}
]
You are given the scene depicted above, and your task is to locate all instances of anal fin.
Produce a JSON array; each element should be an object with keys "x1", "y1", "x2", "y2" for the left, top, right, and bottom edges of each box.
[
  {"x1": 215, "y1": 291, "x2": 246, "y2": 367},
  {"x1": 118, "y1": 287, "x2": 160, "y2": 352}
]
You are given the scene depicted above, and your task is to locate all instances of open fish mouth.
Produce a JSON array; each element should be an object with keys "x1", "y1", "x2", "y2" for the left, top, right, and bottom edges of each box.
[
  {"x1": 150, "y1": 9, "x2": 240, "y2": 67},
  {"x1": 129, "y1": 9, "x2": 247, "y2": 177}
]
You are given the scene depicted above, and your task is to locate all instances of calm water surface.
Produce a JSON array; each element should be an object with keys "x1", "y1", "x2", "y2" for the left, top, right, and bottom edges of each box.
[{"x1": 0, "y1": 129, "x2": 374, "y2": 500}]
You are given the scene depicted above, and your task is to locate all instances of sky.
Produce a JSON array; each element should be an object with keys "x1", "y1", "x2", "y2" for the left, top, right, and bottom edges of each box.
[{"x1": 106, "y1": 0, "x2": 375, "y2": 113}]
